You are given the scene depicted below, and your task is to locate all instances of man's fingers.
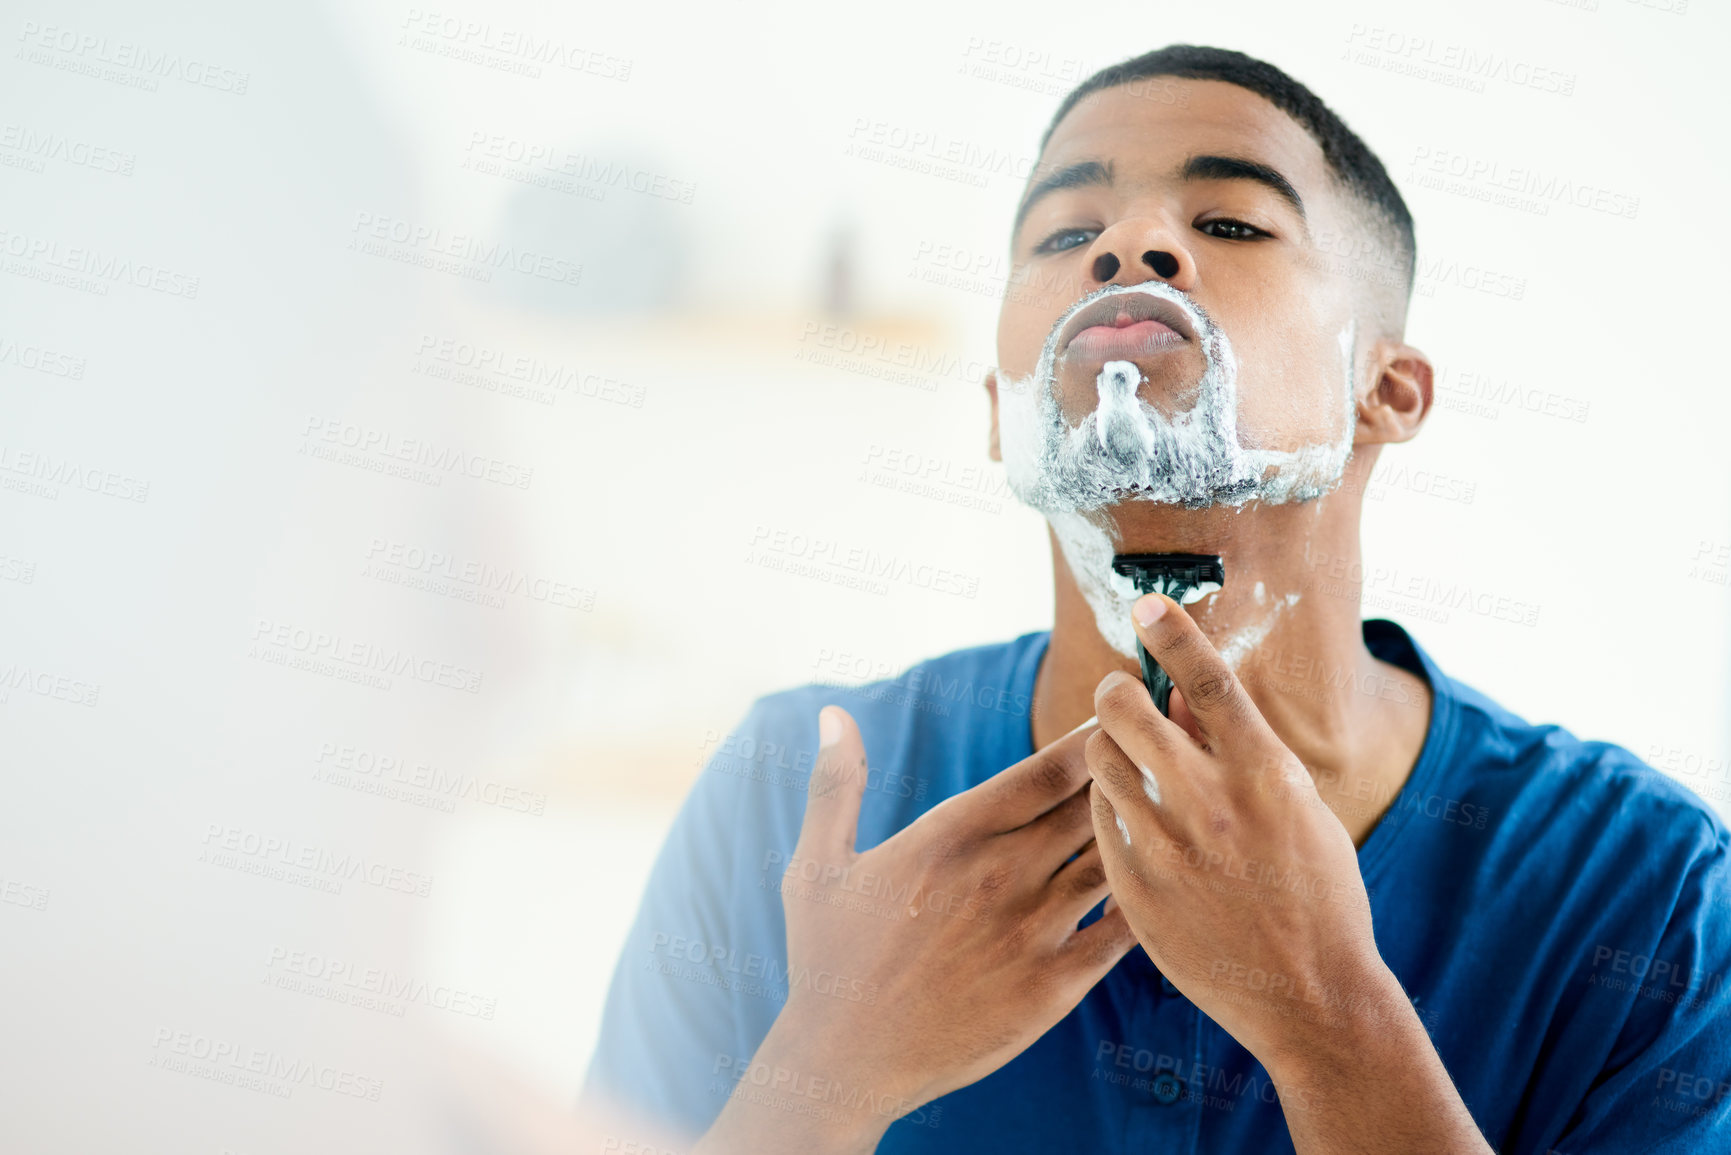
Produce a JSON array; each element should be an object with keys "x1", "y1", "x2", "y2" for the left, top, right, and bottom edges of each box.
[
  {"x1": 1000, "y1": 786, "x2": 1098, "y2": 876},
  {"x1": 1061, "y1": 900, "x2": 1138, "y2": 976},
  {"x1": 794, "y1": 706, "x2": 869, "y2": 862},
  {"x1": 1091, "y1": 672, "x2": 1212, "y2": 817},
  {"x1": 954, "y1": 718, "x2": 1098, "y2": 836},
  {"x1": 1047, "y1": 841, "x2": 1112, "y2": 922},
  {"x1": 1089, "y1": 779, "x2": 1136, "y2": 855},
  {"x1": 1084, "y1": 728, "x2": 1150, "y2": 818},
  {"x1": 1086, "y1": 725, "x2": 1203, "y2": 846},
  {"x1": 1093, "y1": 669, "x2": 1181, "y2": 763},
  {"x1": 1128, "y1": 593, "x2": 1268, "y2": 744},
  {"x1": 1165, "y1": 686, "x2": 1204, "y2": 746}
]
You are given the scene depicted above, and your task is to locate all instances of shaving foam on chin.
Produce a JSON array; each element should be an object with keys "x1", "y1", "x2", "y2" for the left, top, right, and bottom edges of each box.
[{"x1": 998, "y1": 285, "x2": 1359, "y2": 660}]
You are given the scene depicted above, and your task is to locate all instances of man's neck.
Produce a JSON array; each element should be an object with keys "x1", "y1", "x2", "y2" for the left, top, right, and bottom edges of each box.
[{"x1": 1027, "y1": 503, "x2": 1434, "y2": 847}]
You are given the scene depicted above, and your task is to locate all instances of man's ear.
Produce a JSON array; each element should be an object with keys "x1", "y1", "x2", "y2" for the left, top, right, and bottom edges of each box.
[
  {"x1": 1357, "y1": 339, "x2": 1434, "y2": 446},
  {"x1": 984, "y1": 370, "x2": 1003, "y2": 462}
]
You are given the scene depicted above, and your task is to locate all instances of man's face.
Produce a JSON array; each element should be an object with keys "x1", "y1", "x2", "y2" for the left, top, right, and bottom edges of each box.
[{"x1": 993, "y1": 79, "x2": 1365, "y2": 510}]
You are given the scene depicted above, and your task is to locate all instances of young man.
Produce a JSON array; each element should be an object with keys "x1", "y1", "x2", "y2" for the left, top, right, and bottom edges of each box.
[{"x1": 584, "y1": 46, "x2": 1731, "y2": 1153}]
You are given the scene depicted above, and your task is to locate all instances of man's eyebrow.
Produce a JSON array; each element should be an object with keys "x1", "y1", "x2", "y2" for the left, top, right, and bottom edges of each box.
[
  {"x1": 1011, "y1": 153, "x2": 1308, "y2": 240},
  {"x1": 1013, "y1": 159, "x2": 1113, "y2": 236},
  {"x1": 1181, "y1": 154, "x2": 1306, "y2": 220}
]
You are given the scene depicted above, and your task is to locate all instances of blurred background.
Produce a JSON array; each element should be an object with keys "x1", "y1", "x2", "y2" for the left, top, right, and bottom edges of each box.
[{"x1": 2, "y1": 0, "x2": 1727, "y2": 1150}]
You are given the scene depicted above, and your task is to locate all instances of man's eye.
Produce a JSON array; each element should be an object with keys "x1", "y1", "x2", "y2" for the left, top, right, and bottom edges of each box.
[
  {"x1": 1197, "y1": 219, "x2": 1266, "y2": 240},
  {"x1": 1033, "y1": 227, "x2": 1099, "y2": 254}
]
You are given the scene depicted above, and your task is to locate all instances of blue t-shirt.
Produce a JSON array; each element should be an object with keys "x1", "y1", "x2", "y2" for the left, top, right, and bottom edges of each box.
[{"x1": 584, "y1": 622, "x2": 1731, "y2": 1153}]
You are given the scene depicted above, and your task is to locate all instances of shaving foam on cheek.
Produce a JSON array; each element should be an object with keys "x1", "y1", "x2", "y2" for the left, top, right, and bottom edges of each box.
[{"x1": 1338, "y1": 320, "x2": 1358, "y2": 430}]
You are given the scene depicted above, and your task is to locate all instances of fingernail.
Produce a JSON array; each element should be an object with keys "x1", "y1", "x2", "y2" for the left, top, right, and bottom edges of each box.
[
  {"x1": 1133, "y1": 594, "x2": 1167, "y2": 628},
  {"x1": 818, "y1": 707, "x2": 842, "y2": 748}
]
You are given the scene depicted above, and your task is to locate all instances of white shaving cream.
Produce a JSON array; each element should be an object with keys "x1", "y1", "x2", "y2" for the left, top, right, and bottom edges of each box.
[
  {"x1": 1218, "y1": 591, "x2": 1307, "y2": 670},
  {"x1": 1218, "y1": 604, "x2": 1283, "y2": 670},
  {"x1": 998, "y1": 284, "x2": 1357, "y2": 660}
]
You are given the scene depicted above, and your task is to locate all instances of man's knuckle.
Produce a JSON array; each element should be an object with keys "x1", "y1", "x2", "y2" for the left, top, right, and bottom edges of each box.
[
  {"x1": 1189, "y1": 670, "x2": 1236, "y2": 711},
  {"x1": 1084, "y1": 729, "x2": 1119, "y2": 764},
  {"x1": 1091, "y1": 928, "x2": 1130, "y2": 965},
  {"x1": 1026, "y1": 755, "x2": 1075, "y2": 798},
  {"x1": 808, "y1": 766, "x2": 843, "y2": 801},
  {"x1": 1098, "y1": 677, "x2": 1144, "y2": 718},
  {"x1": 1071, "y1": 860, "x2": 1108, "y2": 892}
]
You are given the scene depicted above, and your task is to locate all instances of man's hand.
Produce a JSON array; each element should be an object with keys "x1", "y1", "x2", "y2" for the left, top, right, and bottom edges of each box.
[
  {"x1": 699, "y1": 706, "x2": 1136, "y2": 1155},
  {"x1": 1086, "y1": 592, "x2": 1394, "y2": 1065},
  {"x1": 1087, "y1": 592, "x2": 1491, "y2": 1153}
]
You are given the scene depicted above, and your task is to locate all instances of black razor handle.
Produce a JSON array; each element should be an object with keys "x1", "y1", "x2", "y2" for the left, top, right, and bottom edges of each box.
[
  {"x1": 1138, "y1": 645, "x2": 1176, "y2": 716},
  {"x1": 1111, "y1": 553, "x2": 1226, "y2": 719}
]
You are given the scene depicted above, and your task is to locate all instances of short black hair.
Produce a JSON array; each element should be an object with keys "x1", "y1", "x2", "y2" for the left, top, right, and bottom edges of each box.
[{"x1": 1040, "y1": 45, "x2": 1416, "y2": 297}]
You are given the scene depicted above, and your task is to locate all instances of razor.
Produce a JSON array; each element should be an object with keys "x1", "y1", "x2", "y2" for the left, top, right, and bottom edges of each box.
[{"x1": 1110, "y1": 553, "x2": 1226, "y2": 717}]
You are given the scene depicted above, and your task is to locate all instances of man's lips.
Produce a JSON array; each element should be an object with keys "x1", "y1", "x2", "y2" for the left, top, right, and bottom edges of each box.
[
  {"x1": 1064, "y1": 317, "x2": 1184, "y2": 362},
  {"x1": 1057, "y1": 290, "x2": 1197, "y2": 359}
]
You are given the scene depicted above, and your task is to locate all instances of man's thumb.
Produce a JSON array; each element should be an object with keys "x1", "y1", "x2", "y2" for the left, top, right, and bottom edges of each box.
[{"x1": 797, "y1": 705, "x2": 869, "y2": 861}]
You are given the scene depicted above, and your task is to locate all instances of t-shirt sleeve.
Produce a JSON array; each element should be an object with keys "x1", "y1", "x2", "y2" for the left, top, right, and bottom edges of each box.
[
  {"x1": 1546, "y1": 828, "x2": 1731, "y2": 1154},
  {"x1": 579, "y1": 699, "x2": 792, "y2": 1139}
]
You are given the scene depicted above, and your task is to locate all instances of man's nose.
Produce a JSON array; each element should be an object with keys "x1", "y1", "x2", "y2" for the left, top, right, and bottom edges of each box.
[{"x1": 1083, "y1": 220, "x2": 1197, "y2": 293}]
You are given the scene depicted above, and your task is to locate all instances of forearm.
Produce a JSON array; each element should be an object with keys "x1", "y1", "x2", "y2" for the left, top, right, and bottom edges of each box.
[
  {"x1": 692, "y1": 1020, "x2": 899, "y2": 1155},
  {"x1": 1265, "y1": 969, "x2": 1491, "y2": 1155}
]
